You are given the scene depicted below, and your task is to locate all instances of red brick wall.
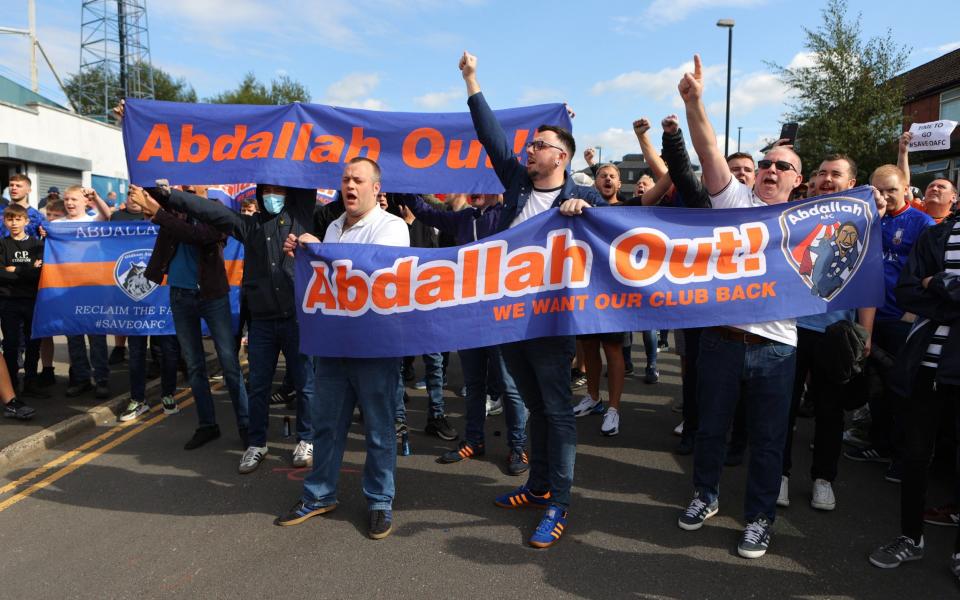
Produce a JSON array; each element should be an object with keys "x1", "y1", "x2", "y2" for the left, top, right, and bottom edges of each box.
[{"x1": 902, "y1": 95, "x2": 941, "y2": 130}]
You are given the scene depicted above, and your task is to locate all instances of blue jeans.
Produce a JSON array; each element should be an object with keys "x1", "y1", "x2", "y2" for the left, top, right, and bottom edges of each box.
[
  {"x1": 246, "y1": 317, "x2": 312, "y2": 447},
  {"x1": 693, "y1": 328, "x2": 796, "y2": 523},
  {"x1": 303, "y1": 356, "x2": 399, "y2": 511},
  {"x1": 501, "y1": 336, "x2": 576, "y2": 510},
  {"x1": 641, "y1": 330, "x2": 658, "y2": 369},
  {"x1": 460, "y1": 345, "x2": 527, "y2": 450},
  {"x1": 128, "y1": 336, "x2": 179, "y2": 401},
  {"x1": 67, "y1": 334, "x2": 108, "y2": 385},
  {"x1": 169, "y1": 287, "x2": 248, "y2": 431},
  {"x1": 395, "y1": 352, "x2": 445, "y2": 421}
]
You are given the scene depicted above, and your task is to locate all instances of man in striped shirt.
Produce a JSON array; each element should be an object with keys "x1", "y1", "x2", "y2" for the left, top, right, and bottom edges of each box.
[{"x1": 869, "y1": 209, "x2": 960, "y2": 582}]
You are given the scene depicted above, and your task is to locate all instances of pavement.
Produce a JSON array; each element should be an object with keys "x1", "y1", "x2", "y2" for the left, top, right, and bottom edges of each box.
[{"x1": 0, "y1": 339, "x2": 956, "y2": 599}]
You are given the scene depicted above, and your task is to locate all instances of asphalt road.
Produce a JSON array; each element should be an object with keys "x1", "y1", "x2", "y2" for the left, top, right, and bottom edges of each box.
[{"x1": 0, "y1": 347, "x2": 955, "y2": 599}]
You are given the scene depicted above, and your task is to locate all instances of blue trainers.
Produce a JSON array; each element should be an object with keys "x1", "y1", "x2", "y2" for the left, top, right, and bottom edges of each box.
[
  {"x1": 494, "y1": 484, "x2": 552, "y2": 509},
  {"x1": 275, "y1": 500, "x2": 337, "y2": 526},
  {"x1": 529, "y1": 504, "x2": 567, "y2": 548}
]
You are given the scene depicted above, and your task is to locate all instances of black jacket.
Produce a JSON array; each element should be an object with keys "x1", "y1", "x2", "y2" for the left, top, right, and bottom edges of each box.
[
  {"x1": 892, "y1": 216, "x2": 960, "y2": 395},
  {"x1": 660, "y1": 129, "x2": 711, "y2": 209},
  {"x1": 160, "y1": 186, "x2": 330, "y2": 320}
]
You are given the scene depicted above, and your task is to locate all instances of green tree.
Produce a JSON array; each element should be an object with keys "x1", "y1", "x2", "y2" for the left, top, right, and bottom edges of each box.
[
  {"x1": 773, "y1": 0, "x2": 909, "y2": 179},
  {"x1": 206, "y1": 72, "x2": 310, "y2": 105},
  {"x1": 64, "y1": 61, "x2": 196, "y2": 117}
]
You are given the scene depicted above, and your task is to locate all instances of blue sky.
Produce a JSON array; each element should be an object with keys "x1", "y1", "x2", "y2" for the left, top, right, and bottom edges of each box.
[{"x1": 2, "y1": 0, "x2": 959, "y2": 170}]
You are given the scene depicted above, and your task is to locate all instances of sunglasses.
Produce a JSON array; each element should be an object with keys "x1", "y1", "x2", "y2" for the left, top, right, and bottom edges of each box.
[
  {"x1": 526, "y1": 139, "x2": 566, "y2": 153},
  {"x1": 757, "y1": 159, "x2": 797, "y2": 173}
]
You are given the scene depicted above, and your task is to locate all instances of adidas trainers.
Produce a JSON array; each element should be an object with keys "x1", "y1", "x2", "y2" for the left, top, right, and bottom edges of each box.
[
  {"x1": 437, "y1": 440, "x2": 485, "y2": 464},
  {"x1": 777, "y1": 475, "x2": 790, "y2": 508},
  {"x1": 678, "y1": 492, "x2": 718, "y2": 531},
  {"x1": 572, "y1": 395, "x2": 603, "y2": 418},
  {"x1": 119, "y1": 400, "x2": 149, "y2": 422},
  {"x1": 869, "y1": 535, "x2": 924, "y2": 569},
  {"x1": 275, "y1": 500, "x2": 337, "y2": 526},
  {"x1": 494, "y1": 484, "x2": 551, "y2": 509},
  {"x1": 738, "y1": 515, "x2": 772, "y2": 559},
  {"x1": 529, "y1": 504, "x2": 568, "y2": 549},
  {"x1": 238, "y1": 445, "x2": 268, "y2": 474},
  {"x1": 292, "y1": 440, "x2": 314, "y2": 468}
]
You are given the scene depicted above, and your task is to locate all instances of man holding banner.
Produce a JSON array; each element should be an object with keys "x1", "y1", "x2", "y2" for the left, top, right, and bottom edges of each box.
[
  {"x1": 460, "y1": 51, "x2": 604, "y2": 549},
  {"x1": 675, "y1": 54, "x2": 800, "y2": 559},
  {"x1": 277, "y1": 157, "x2": 409, "y2": 540}
]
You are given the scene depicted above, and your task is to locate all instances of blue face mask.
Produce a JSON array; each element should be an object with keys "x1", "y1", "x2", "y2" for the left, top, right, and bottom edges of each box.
[{"x1": 262, "y1": 193, "x2": 285, "y2": 214}]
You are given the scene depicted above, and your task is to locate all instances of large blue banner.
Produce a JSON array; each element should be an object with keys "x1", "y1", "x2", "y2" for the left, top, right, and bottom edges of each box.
[
  {"x1": 122, "y1": 99, "x2": 570, "y2": 193},
  {"x1": 34, "y1": 222, "x2": 243, "y2": 337},
  {"x1": 295, "y1": 188, "x2": 884, "y2": 358}
]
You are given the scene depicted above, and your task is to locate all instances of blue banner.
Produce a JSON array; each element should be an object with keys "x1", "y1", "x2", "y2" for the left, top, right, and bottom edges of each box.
[
  {"x1": 122, "y1": 98, "x2": 570, "y2": 193},
  {"x1": 295, "y1": 188, "x2": 884, "y2": 358},
  {"x1": 33, "y1": 222, "x2": 243, "y2": 337}
]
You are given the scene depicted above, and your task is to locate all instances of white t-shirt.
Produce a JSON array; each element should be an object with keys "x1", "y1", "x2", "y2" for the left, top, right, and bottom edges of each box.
[
  {"x1": 323, "y1": 205, "x2": 410, "y2": 247},
  {"x1": 709, "y1": 176, "x2": 798, "y2": 346},
  {"x1": 510, "y1": 186, "x2": 561, "y2": 228}
]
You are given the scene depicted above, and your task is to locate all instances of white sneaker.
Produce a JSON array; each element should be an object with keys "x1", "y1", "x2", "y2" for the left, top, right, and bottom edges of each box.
[
  {"x1": 485, "y1": 395, "x2": 503, "y2": 416},
  {"x1": 601, "y1": 408, "x2": 620, "y2": 436},
  {"x1": 238, "y1": 445, "x2": 268, "y2": 474},
  {"x1": 572, "y1": 394, "x2": 603, "y2": 417},
  {"x1": 673, "y1": 421, "x2": 684, "y2": 436},
  {"x1": 292, "y1": 440, "x2": 313, "y2": 468},
  {"x1": 811, "y1": 478, "x2": 836, "y2": 511},
  {"x1": 777, "y1": 475, "x2": 790, "y2": 507}
]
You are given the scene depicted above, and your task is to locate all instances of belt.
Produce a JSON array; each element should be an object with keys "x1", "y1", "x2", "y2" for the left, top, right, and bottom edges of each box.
[{"x1": 708, "y1": 326, "x2": 769, "y2": 345}]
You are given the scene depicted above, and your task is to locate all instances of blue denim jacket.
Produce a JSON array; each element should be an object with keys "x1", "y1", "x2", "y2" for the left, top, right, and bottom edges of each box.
[{"x1": 467, "y1": 92, "x2": 605, "y2": 234}]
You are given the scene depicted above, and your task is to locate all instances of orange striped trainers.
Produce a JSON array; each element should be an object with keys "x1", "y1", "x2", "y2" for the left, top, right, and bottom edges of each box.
[
  {"x1": 437, "y1": 440, "x2": 485, "y2": 464},
  {"x1": 494, "y1": 485, "x2": 551, "y2": 509},
  {"x1": 529, "y1": 504, "x2": 567, "y2": 549}
]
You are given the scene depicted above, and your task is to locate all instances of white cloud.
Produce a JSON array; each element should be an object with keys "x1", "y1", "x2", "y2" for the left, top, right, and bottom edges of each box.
[
  {"x1": 413, "y1": 88, "x2": 461, "y2": 110},
  {"x1": 570, "y1": 128, "x2": 640, "y2": 171},
  {"x1": 707, "y1": 70, "x2": 790, "y2": 117},
  {"x1": 787, "y1": 51, "x2": 817, "y2": 70},
  {"x1": 591, "y1": 59, "x2": 724, "y2": 100},
  {"x1": 323, "y1": 73, "x2": 387, "y2": 110},
  {"x1": 921, "y1": 40, "x2": 960, "y2": 54}
]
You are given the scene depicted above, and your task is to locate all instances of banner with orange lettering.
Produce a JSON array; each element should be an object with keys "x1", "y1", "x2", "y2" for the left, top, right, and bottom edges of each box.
[
  {"x1": 294, "y1": 188, "x2": 884, "y2": 357},
  {"x1": 122, "y1": 98, "x2": 570, "y2": 193}
]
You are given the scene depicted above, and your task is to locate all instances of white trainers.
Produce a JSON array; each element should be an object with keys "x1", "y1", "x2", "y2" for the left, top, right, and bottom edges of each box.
[
  {"x1": 673, "y1": 421, "x2": 684, "y2": 436},
  {"x1": 777, "y1": 475, "x2": 790, "y2": 507},
  {"x1": 486, "y1": 395, "x2": 503, "y2": 416},
  {"x1": 572, "y1": 394, "x2": 603, "y2": 418},
  {"x1": 292, "y1": 440, "x2": 313, "y2": 468},
  {"x1": 238, "y1": 445, "x2": 268, "y2": 474},
  {"x1": 811, "y1": 478, "x2": 836, "y2": 511},
  {"x1": 601, "y1": 408, "x2": 620, "y2": 436}
]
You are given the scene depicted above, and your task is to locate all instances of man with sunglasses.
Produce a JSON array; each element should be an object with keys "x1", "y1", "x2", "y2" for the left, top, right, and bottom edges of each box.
[
  {"x1": 674, "y1": 54, "x2": 801, "y2": 559},
  {"x1": 459, "y1": 50, "x2": 603, "y2": 549}
]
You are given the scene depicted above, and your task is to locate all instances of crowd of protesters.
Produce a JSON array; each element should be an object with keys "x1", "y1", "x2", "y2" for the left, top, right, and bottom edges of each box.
[{"x1": 1, "y1": 50, "x2": 959, "y2": 583}]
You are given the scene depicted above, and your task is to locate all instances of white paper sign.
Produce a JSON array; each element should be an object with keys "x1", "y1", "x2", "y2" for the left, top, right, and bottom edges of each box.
[{"x1": 908, "y1": 120, "x2": 958, "y2": 152}]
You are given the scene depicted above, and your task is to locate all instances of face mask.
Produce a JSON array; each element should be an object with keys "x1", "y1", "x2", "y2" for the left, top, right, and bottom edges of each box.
[{"x1": 262, "y1": 193, "x2": 285, "y2": 214}]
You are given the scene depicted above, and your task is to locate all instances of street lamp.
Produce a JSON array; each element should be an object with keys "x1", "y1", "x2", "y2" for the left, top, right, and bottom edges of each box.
[
  {"x1": 596, "y1": 146, "x2": 602, "y2": 165},
  {"x1": 737, "y1": 126, "x2": 742, "y2": 152},
  {"x1": 717, "y1": 19, "x2": 735, "y2": 158}
]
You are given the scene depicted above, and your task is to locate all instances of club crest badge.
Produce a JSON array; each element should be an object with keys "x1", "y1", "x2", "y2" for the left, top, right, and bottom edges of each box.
[
  {"x1": 114, "y1": 249, "x2": 158, "y2": 301},
  {"x1": 779, "y1": 196, "x2": 873, "y2": 302}
]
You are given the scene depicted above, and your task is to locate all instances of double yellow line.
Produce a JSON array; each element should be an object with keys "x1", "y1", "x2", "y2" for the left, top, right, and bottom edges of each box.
[{"x1": 0, "y1": 387, "x2": 199, "y2": 513}]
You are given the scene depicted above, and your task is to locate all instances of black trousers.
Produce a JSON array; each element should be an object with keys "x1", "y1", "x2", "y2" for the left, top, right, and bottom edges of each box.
[{"x1": 901, "y1": 367, "x2": 960, "y2": 551}]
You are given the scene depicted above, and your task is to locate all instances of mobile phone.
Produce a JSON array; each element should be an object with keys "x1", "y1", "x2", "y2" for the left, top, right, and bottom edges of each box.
[{"x1": 779, "y1": 122, "x2": 799, "y2": 146}]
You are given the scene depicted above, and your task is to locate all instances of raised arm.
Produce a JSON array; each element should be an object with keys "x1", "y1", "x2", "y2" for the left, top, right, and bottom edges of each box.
[
  {"x1": 399, "y1": 194, "x2": 473, "y2": 237},
  {"x1": 679, "y1": 54, "x2": 731, "y2": 195},
  {"x1": 147, "y1": 188, "x2": 249, "y2": 241},
  {"x1": 661, "y1": 118, "x2": 711, "y2": 208},
  {"x1": 633, "y1": 118, "x2": 668, "y2": 180},
  {"x1": 898, "y1": 131, "x2": 912, "y2": 190},
  {"x1": 460, "y1": 51, "x2": 523, "y2": 188}
]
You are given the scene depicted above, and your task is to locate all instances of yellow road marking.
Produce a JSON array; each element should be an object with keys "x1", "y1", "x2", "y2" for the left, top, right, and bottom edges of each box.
[
  {"x1": 0, "y1": 387, "x2": 195, "y2": 496},
  {"x1": 0, "y1": 396, "x2": 196, "y2": 513}
]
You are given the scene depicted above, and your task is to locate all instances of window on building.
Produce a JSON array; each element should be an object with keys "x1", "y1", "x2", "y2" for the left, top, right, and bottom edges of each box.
[{"x1": 942, "y1": 87, "x2": 960, "y2": 121}]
